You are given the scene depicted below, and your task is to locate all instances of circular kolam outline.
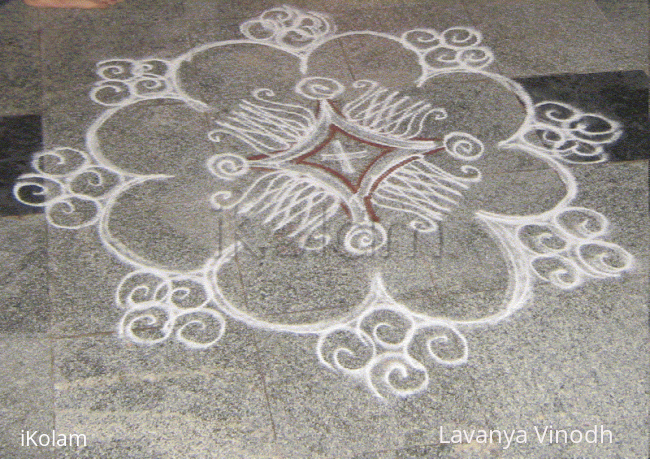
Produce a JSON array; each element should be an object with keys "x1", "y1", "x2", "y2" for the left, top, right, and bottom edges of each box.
[{"x1": 13, "y1": 6, "x2": 632, "y2": 397}]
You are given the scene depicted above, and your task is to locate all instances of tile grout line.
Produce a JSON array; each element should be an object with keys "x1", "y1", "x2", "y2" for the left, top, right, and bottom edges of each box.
[
  {"x1": 587, "y1": 0, "x2": 646, "y2": 77},
  {"x1": 36, "y1": 8, "x2": 59, "y2": 444},
  {"x1": 458, "y1": 0, "x2": 505, "y2": 77},
  {"x1": 233, "y1": 246, "x2": 279, "y2": 442}
]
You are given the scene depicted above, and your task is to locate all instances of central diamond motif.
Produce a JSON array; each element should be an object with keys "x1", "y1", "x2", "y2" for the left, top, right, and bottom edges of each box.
[
  {"x1": 207, "y1": 77, "x2": 485, "y2": 254},
  {"x1": 252, "y1": 101, "x2": 445, "y2": 226}
]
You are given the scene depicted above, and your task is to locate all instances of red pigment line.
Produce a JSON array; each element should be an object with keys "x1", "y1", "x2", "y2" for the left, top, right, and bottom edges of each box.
[
  {"x1": 362, "y1": 156, "x2": 421, "y2": 223},
  {"x1": 248, "y1": 153, "x2": 271, "y2": 161},
  {"x1": 250, "y1": 166, "x2": 277, "y2": 173},
  {"x1": 340, "y1": 201, "x2": 352, "y2": 218},
  {"x1": 330, "y1": 124, "x2": 397, "y2": 150},
  {"x1": 294, "y1": 126, "x2": 336, "y2": 162},
  {"x1": 413, "y1": 136, "x2": 442, "y2": 142},
  {"x1": 368, "y1": 157, "x2": 419, "y2": 195},
  {"x1": 423, "y1": 146, "x2": 446, "y2": 156},
  {"x1": 364, "y1": 195, "x2": 380, "y2": 222}
]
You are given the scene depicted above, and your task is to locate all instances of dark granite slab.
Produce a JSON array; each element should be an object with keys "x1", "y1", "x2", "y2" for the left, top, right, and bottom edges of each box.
[
  {"x1": 515, "y1": 70, "x2": 650, "y2": 162},
  {"x1": 0, "y1": 115, "x2": 42, "y2": 216}
]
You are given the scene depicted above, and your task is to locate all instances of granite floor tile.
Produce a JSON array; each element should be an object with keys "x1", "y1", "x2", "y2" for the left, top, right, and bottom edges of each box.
[
  {"x1": 464, "y1": 275, "x2": 648, "y2": 458},
  {"x1": 352, "y1": 451, "x2": 398, "y2": 459},
  {"x1": 35, "y1": 0, "x2": 185, "y2": 29},
  {"x1": 568, "y1": 160, "x2": 649, "y2": 260},
  {"x1": 463, "y1": 0, "x2": 641, "y2": 77},
  {"x1": 0, "y1": 29, "x2": 42, "y2": 116},
  {"x1": 329, "y1": 1, "x2": 471, "y2": 34},
  {"x1": 40, "y1": 17, "x2": 192, "y2": 94},
  {"x1": 0, "y1": 115, "x2": 43, "y2": 216},
  {"x1": 0, "y1": 1, "x2": 648, "y2": 458},
  {"x1": 0, "y1": 0, "x2": 40, "y2": 31},
  {"x1": 0, "y1": 214, "x2": 50, "y2": 334},
  {"x1": 183, "y1": 0, "x2": 414, "y2": 22},
  {"x1": 255, "y1": 330, "x2": 489, "y2": 458},
  {"x1": 594, "y1": 0, "x2": 649, "y2": 74},
  {"x1": 53, "y1": 337, "x2": 276, "y2": 458},
  {"x1": 182, "y1": 0, "x2": 281, "y2": 21},
  {"x1": 184, "y1": 21, "x2": 246, "y2": 47},
  {"x1": 0, "y1": 335, "x2": 54, "y2": 459},
  {"x1": 40, "y1": 87, "x2": 114, "y2": 148},
  {"x1": 45, "y1": 224, "x2": 130, "y2": 337}
]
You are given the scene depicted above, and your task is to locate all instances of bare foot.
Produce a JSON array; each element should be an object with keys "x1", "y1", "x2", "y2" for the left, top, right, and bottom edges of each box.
[{"x1": 23, "y1": 0, "x2": 123, "y2": 8}]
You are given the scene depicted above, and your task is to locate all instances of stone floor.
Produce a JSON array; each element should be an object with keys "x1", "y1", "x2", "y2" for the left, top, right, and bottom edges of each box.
[{"x1": 0, "y1": 0, "x2": 648, "y2": 458}]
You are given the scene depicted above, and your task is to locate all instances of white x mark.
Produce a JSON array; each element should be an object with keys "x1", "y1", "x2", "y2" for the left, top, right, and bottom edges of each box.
[{"x1": 320, "y1": 140, "x2": 368, "y2": 173}]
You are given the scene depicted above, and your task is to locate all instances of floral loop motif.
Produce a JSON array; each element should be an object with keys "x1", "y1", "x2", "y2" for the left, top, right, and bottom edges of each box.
[
  {"x1": 240, "y1": 5, "x2": 334, "y2": 52},
  {"x1": 117, "y1": 271, "x2": 225, "y2": 349},
  {"x1": 517, "y1": 102, "x2": 622, "y2": 163},
  {"x1": 13, "y1": 6, "x2": 634, "y2": 398},
  {"x1": 343, "y1": 80, "x2": 448, "y2": 138},
  {"x1": 91, "y1": 59, "x2": 174, "y2": 106},
  {"x1": 13, "y1": 148, "x2": 122, "y2": 228},
  {"x1": 209, "y1": 88, "x2": 317, "y2": 152},
  {"x1": 402, "y1": 27, "x2": 493, "y2": 77},
  {"x1": 317, "y1": 291, "x2": 469, "y2": 398}
]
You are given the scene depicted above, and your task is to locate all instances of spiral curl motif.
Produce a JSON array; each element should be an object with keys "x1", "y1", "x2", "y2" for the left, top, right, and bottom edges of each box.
[
  {"x1": 518, "y1": 224, "x2": 568, "y2": 255},
  {"x1": 401, "y1": 29, "x2": 441, "y2": 50},
  {"x1": 360, "y1": 309, "x2": 412, "y2": 350},
  {"x1": 315, "y1": 300, "x2": 472, "y2": 398},
  {"x1": 207, "y1": 153, "x2": 250, "y2": 181},
  {"x1": 368, "y1": 353, "x2": 429, "y2": 398},
  {"x1": 443, "y1": 132, "x2": 485, "y2": 161},
  {"x1": 407, "y1": 324, "x2": 469, "y2": 366},
  {"x1": 12, "y1": 148, "x2": 121, "y2": 229},
  {"x1": 442, "y1": 27, "x2": 482, "y2": 47},
  {"x1": 576, "y1": 241, "x2": 633, "y2": 277},
  {"x1": 555, "y1": 207, "x2": 608, "y2": 239},
  {"x1": 530, "y1": 255, "x2": 581, "y2": 289},
  {"x1": 46, "y1": 196, "x2": 102, "y2": 229},
  {"x1": 13, "y1": 176, "x2": 63, "y2": 207},
  {"x1": 403, "y1": 26, "x2": 492, "y2": 71},
  {"x1": 343, "y1": 223, "x2": 387, "y2": 255},
  {"x1": 295, "y1": 77, "x2": 345, "y2": 100},
  {"x1": 317, "y1": 327, "x2": 375, "y2": 372}
]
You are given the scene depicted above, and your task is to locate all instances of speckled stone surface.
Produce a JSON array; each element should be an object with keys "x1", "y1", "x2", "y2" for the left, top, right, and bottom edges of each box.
[
  {"x1": 0, "y1": 115, "x2": 42, "y2": 216},
  {"x1": 0, "y1": 0, "x2": 648, "y2": 457},
  {"x1": 0, "y1": 336, "x2": 54, "y2": 459}
]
